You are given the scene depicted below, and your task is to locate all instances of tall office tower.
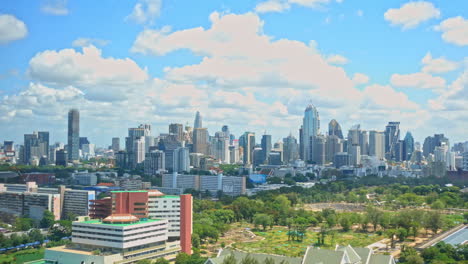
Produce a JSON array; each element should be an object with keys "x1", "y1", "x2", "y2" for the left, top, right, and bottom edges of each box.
[
  {"x1": 261, "y1": 134, "x2": 272, "y2": 164},
  {"x1": 221, "y1": 125, "x2": 230, "y2": 139},
  {"x1": 126, "y1": 124, "x2": 152, "y2": 168},
  {"x1": 348, "y1": 144, "x2": 361, "y2": 166},
  {"x1": 384, "y1": 121, "x2": 400, "y2": 160},
  {"x1": 394, "y1": 140, "x2": 405, "y2": 162},
  {"x1": 328, "y1": 119, "x2": 344, "y2": 139},
  {"x1": 434, "y1": 144, "x2": 448, "y2": 162},
  {"x1": 144, "y1": 150, "x2": 165, "y2": 175},
  {"x1": 112, "y1": 137, "x2": 120, "y2": 152},
  {"x1": 169, "y1": 123, "x2": 184, "y2": 142},
  {"x1": 299, "y1": 126, "x2": 304, "y2": 160},
  {"x1": 241, "y1": 132, "x2": 255, "y2": 165},
  {"x1": 193, "y1": 128, "x2": 208, "y2": 155},
  {"x1": 145, "y1": 135, "x2": 155, "y2": 153},
  {"x1": 212, "y1": 132, "x2": 230, "y2": 163},
  {"x1": 24, "y1": 131, "x2": 49, "y2": 165},
  {"x1": 55, "y1": 149, "x2": 68, "y2": 166},
  {"x1": 301, "y1": 104, "x2": 320, "y2": 162},
  {"x1": 229, "y1": 145, "x2": 239, "y2": 164},
  {"x1": 347, "y1": 124, "x2": 360, "y2": 145},
  {"x1": 359, "y1": 130, "x2": 369, "y2": 156},
  {"x1": 369, "y1": 131, "x2": 385, "y2": 160},
  {"x1": 133, "y1": 137, "x2": 146, "y2": 165},
  {"x1": 283, "y1": 134, "x2": 299, "y2": 164},
  {"x1": 3, "y1": 141, "x2": 14, "y2": 151},
  {"x1": 37, "y1": 132, "x2": 49, "y2": 159},
  {"x1": 79, "y1": 137, "x2": 89, "y2": 150},
  {"x1": 403, "y1": 132, "x2": 414, "y2": 161},
  {"x1": 326, "y1": 135, "x2": 343, "y2": 163},
  {"x1": 68, "y1": 109, "x2": 80, "y2": 161},
  {"x1": 423, "y1": 134, "x2": 450, "y2": 158},
  {"x1": 194, "y1": 111, "x2": 202, "y2": 129},
  {"x1": 310, "y1": 135, "x2": 326, "y2": 165}
]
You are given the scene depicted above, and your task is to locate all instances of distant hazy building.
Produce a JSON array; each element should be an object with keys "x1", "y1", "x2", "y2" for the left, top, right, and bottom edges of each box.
[
  {"x1": 240, "y1": 132, "x2": 255, "y2": 165},
  {"x1": 369, "y1": 131, "x2": 385, "y2": 160},
  {"x1": 326, "y1": 135, "x2": 343, "y2": 163},
  {"x1": 423, "y1": 134, "x2": 450, "y2": 158},
  {"x1": 144, "y1": 150, "x2": 165, "y2": 175},
  {"x1": 301, "y1": 104, "x2": 320, "y2": 162},
  {"x1": 348, "y1": 144, "x2": 361, "y2": 166},
  {"x1": 112, "y1": 137, "x2": 120, "y2": 152},
  {"x1": 328, "y1": 119, "x2": 344, "y2": 139},
  {"x1": 126, "y1": 124, "x2": 151, "y2": 168},
  {"x1": 169, "y1": 123, "x2": 184, "y2": 142},
  {"x1": 283, "y1": 134, "x2": 299, "y2": 164},
  {"x1": 310, "y1": 135, "x2": 326, "y2": 165},
  {"x1": 193, "y1": 128, "x2": 208, "y2": 155},
  {"x1": 384, "y1": 121, "x2": 400, "y2": 160},
  {"x1": 462, "y1": 152, "x2": 468, "y2": 171},
  {"x1": 55, "y1": 149, "x2": 67, "y2": 166},
  {"x1": 68, "y1": 109, "x2": 80, "y2": 161},
  {"x1": 24, "y1": 131, "x2": 49, "y2": 165},
  {"x1": 334, "y1": 152, "x2": 349, "y2": 168},
  {"x1": 261, "y1": 134, "x2": 272, "y2": 164},
  {"x1": 403, "y1": 132, "x2": 414, "y2": 161},
  {"x1": 194, "y1": 111, "x2": 202, "y2": 129}
]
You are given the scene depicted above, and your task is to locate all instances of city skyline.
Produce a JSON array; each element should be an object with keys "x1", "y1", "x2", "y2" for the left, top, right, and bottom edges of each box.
[{"x1": 1, "y1": 1, "x2": 468, "y2": 146}]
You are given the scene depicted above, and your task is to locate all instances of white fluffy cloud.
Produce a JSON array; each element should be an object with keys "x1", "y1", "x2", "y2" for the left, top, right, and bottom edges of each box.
[
  {"x1": 126, "y1": 0, "x2": 162, "y2": 25},
  {"x1": 421, "y1": 52, "x2": 458, "y2": 74},
  {"x1": 362, "y1": 84, "x2": 419, "y2": 110},
  {"x1": 384, "y1": 1, "x2": 440, "y2": 29},
  {"x1": 41, "y1": 0, "x2": 69, "y2": 15},
  {"x1": 254, "y1": 0, "x2": 342, "y2": 14},
  {"x1": 0, "y1": 14, "x2": 28, "y2": 44},
  {"x1": 28, "y1": 45, "x2": 148, "y2": 101},
  {"x1": 390, "y1": 72, "x2": 446, "y2": 90},
  {"x1": 255, "y1": 0, "x2": 290, "y2": 13},
  {"x1": 352, "y1": 73, "x2": 369, "y2": 85},
  {"x1": 72, "y1": 38, "x2": 109, "y2": 47},
  {"x1": 435, "y1": 16, "x2": 468, "y2": 46},
  {"x1": 326, "y1": 54, "x2": 349, "y2": 65}
]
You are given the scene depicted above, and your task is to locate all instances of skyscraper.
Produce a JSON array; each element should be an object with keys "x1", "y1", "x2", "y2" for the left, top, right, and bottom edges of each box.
[
  {"x1": 261, "y1": 134, "x2": 272, "y2": 164},
  {"x1": 126, "y1": 124, "x2": 151, "y2": 168},
  {"x1": 328, "y1": 119, "x2": 344, "y2": 139},
  {"x1": 194, "y1": 111, "x2": 202, "y2": 129},
  {"x1": 325, "y1": 135, "x2": 343, "y2": 163},
  {"x1": 169, "y1": 123, "x2": 184, "y2": 142},
  {"x1": 193, "y1": 128, "x2": 208, "y2": 155},
  {"x1": 112, "y1": 137, "x2": 120, "y2": 152},
  {"x1": 384, "y1": 121, "x2": 400, "y2": 160},
  {"x1": 310, "y1": 135, "x2": 326, "y2": 165},
  {"x1": 241, "y1": 132, "x2": 255, "y2": 165},
  {"x1": 369, "y1": 130, "x2": 385, "y2": 160},
  {"x1": 24, "y1": 131, "x2": 49, "y2": 165},
  {"x1": 403, "y1": 132, "x2": 414, "y2": 161},
  {"x1": 301, "y1": 104, "x2": 320, "y2": 162},
  {"x1": 68, "y1": 109, "x2": 80, "y2": 161},
  {"x1": 283, "y1": 134, "x2": 299, "y2": 164}
]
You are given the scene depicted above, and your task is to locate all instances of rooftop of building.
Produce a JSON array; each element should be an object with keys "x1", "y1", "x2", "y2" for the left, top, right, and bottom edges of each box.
[
  {"x1": 79, "y1": 217, "x2": 161, "y2": 227},
  {"x1": 110, "y1": 190, "x2": 148, "y2": 193}
]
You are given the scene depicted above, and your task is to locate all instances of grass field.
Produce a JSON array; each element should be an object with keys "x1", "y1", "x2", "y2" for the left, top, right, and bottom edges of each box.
[
  {"x1": 231, "y1": 225, "x2": 384, "y2": 257},
  {"x1": 0, "y1": 248, "x2": 44, "y2": 264}
]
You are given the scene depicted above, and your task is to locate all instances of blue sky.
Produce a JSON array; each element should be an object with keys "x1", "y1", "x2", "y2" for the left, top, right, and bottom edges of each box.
[{"x1": 0, "y1": 0, "x2": 467, "y2": 146}]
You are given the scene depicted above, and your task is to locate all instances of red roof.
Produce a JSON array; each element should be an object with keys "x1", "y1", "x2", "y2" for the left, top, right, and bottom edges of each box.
[{"x1": 97, "y1": 182, "x2": 115, "y2": 187}]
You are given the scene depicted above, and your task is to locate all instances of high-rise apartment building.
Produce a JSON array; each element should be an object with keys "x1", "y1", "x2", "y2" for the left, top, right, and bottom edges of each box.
[
  {"x1": 310, "y1": 135, "x2": 326, "y2": 165},
  {"x1": 301, "y1": 104, "x2": 320, "y2": 162},
  {"x1": 23, "y1": 131, "x2": 49, "y2": 164},
  {"x1": 67, "y1": 109, "x2": 80, "y2": 161},
  {"x1": 348, "y1": 144, "x2": 361, "y2": 166},
  {"x1": 326, "y1": 135, "x2": 343, "y2": 163},
  {"x1": 144, "y1": 150, "x2": 165, "y2": 175}
]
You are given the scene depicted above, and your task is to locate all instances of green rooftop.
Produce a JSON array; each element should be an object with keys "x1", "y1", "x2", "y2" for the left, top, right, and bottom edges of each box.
[
  {"x1": 161, "y1": 195, "x2": 179, "y2": 199},
  {"x1": 79, "y1": 218, "x2": 161, "y2": 227},
  {"x1": 110, "y1": 190, "x2": 148, "y2": 193}
]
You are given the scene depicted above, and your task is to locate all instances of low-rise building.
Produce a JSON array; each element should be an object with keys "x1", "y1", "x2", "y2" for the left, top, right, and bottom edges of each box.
[{"x1": 44, "y1": 214, "x2": 181, "y2": 264}]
